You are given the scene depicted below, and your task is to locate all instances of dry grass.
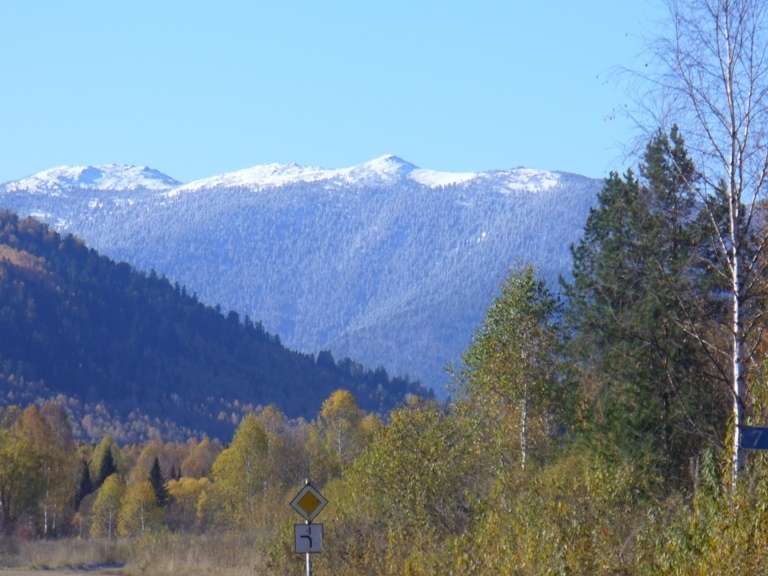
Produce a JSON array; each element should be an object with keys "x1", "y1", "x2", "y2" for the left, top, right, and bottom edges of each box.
[
  {"x1": 126, "y1": 532, "x2": 271, "y2": 576},
  {"x1": 0, "y1": 533, "x2": 276, "y2": 576},
  {"x1": 6, "y1": 538, "x2": 129, "y2": 570}
]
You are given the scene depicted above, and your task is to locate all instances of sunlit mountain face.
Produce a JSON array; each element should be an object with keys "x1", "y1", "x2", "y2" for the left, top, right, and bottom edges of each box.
[{"x1": 0, "y1": 156, "x2": 602, "y2": 394}]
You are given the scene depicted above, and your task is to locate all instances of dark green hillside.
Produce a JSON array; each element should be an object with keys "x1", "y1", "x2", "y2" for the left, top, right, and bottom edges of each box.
[{"x1": 0, "y1": 210, "x2": 431, "y2": 441}]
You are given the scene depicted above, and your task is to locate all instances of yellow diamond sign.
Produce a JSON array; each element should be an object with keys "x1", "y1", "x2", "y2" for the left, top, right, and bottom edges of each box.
[{"x1": 291, "y1": 484, "x2": 328, "y2": 522}]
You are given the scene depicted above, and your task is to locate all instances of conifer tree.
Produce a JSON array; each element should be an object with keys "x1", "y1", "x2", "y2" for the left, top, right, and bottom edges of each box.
[
  {"x1": 149, "y1": 457, "x2": 169, "y2": 508},
  {"x1": 564, "y1": 127, "x2": 727, "y2": 485},
  {"x1": 95, "y1": 447, "x2": 117, "y2": 488},
  {"x1": 73, "y1": 458, "x2": 93, "y2": 511}
]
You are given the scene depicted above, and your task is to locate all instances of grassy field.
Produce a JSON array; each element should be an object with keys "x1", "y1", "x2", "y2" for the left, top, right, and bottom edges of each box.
[
  {"x1": 0, "y1": 534, "x2": 273, "y2": 576},
  {"x1": 0, "y1": 569, "x2": 123, "y2": 576}
]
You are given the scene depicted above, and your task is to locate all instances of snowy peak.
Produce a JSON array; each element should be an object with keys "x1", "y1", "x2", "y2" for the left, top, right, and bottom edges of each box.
[
  {"x1": 344, "y1": 155, "x2": 561, "y2": 191},
  {"x1": 344, "y1": 154, "x2": 417, "y2": 182},
  {"x1": 170, "y1": 155, "x2": 563, "y2": 195},
  {"x1": 0, "y1": 154, "x2": 602, "y2": 397},
  {"x1": 0, "y1": 157, "x2": 567, "y2": 198},
  {"x1": 2, "y1": 164, "x2": 181, "y2": 194}
]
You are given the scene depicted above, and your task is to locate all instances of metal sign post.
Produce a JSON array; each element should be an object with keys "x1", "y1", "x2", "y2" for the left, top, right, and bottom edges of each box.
[{"x1": 290, "y1": 480, "x2": 328, "y2": 576}]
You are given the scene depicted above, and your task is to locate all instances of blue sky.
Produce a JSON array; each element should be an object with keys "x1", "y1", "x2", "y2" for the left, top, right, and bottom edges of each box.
[{"x1": 0, "y1": 1, "x2": 664, "y2": 184}]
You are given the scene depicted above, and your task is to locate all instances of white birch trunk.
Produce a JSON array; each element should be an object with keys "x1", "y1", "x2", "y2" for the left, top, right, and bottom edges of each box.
[{"x1": 520, "y1": 387, "x2": 528, "y2": 471}]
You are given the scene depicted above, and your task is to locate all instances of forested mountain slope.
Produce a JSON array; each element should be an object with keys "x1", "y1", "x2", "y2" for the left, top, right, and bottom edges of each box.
[
  {"x1": 0, "y1": 157, "x2": 603, "y2": 393},
  {"x1": 0, "y1": 211, "x2": 429, "y2": 442}
]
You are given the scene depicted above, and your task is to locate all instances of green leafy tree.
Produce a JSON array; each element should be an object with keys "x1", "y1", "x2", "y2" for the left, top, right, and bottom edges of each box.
[
  {"x1": 89, "y1": 473, "x2": 125, "y2": 538},
  {"x1": 327, "y1": 401, "x2": 476, "y2": 574},
  {"x1": 209, "y1": 414, "x2": 268, "y2": 528},
  {"x1": 458, "y1": 265, "x2": 563, "y2": 478},
  {"x1": 0, "y1": 429, "x2": 44, "y2": 534},
  {"x1": 118, "y1": 480, "x2": 164, "y2": 536}
]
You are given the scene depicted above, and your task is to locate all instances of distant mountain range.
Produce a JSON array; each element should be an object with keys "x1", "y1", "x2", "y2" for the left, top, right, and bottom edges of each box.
[{"x1": 0, "y1": 156, "x2": 604, "y2": 394}]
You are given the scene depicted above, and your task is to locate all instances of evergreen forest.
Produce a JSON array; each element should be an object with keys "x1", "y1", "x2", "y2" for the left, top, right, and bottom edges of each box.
[{"x1": 0, "y1": 210, "x2": 430, "y2": 442}]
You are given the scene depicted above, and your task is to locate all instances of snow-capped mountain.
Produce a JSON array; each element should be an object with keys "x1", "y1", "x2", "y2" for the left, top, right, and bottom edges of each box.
[
  {"x1": 171, "y1": 155, "x2": 561, "y2": 195},
  {"x1": 5, "y1": 164, "x2": 180, "y2": 194},
  {"x1": 0, "y1": 156, "x2": 603, "y2": 395}
]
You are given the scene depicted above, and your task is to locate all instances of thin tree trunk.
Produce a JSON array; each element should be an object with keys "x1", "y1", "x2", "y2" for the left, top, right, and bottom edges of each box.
[
  {"x1": 732, "y1": 251, "x2": 746, "y2": 487},
  {"x1": 520, "y1": 388, "x2": 528, "y2": 471}
]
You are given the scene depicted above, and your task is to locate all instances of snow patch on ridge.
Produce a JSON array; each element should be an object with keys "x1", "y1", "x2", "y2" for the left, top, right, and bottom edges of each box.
[
  {"x1": 488, "y1": 168, "x2": 561, "y2": 192},
  {"x1": 170, "y1": 163, "x2": 334, "y2": 195},
  {"x1": 410, "y1": 169, "x2": 477, "y2": 187}
]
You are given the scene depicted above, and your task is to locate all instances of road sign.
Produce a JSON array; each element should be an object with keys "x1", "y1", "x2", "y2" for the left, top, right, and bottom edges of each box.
[
  {"x1": 741, "y1": 426, "x2": 768, "y2": 450},
  {"x1": 290, "y1": 483, "x2": 328, "y2": 522},
  {"x1": 295, "y1": 524, "x2": 323, "y2": 554}
]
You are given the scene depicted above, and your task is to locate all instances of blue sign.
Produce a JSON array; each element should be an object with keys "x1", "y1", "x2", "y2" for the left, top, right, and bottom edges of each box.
[
  {"x1": 741, "y1": 426, "x2": 768, "y2": 450},
  {"x1": 295, "y1": 524, "x2": 323, "y2": 554}
]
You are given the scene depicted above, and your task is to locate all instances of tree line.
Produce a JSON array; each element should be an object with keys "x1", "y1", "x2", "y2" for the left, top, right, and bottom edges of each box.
[{"x1": 0, "y1": 389, "x2": 378, "y2": 540}]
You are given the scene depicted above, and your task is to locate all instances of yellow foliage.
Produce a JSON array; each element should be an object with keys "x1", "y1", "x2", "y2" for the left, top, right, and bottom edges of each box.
[
  {"x1": 180, "y1": 437, "x2": 220, "y2": 478},
  {"x1": 14, "y1": 403, "x2": 76, "y2": 536},
  {"x1": 89, "y1": 474, "x2": 125, "y2": 539},
  {"x1": 308, "y1": 389, "x2": 368, "y2": 482},
  {"x1": 166, "y1": 477, "x2": 210, "y2": 531},
  {"x1": 118, "y1": 480, "x2": 164, "y2": 537},
  {"x1": 129, "y1": 438, "x2": 163, "y2": 485},
  {"x1": 0, "y1": 428, "x2": 44, "y2": 531},
  {"x1": 209, "y1": 414, "x2": 269, "y2": 529}
]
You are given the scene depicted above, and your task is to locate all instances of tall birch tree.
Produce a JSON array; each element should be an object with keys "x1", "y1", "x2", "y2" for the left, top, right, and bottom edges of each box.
[{"x1": 645, "y1": 0, "x2": 768, "y2": 486}]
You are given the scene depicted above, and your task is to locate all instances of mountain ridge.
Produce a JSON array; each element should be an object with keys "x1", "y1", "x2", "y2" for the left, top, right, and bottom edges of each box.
[
  {"x1": 5, "y1": 164, "x2": 181, "y2": 194},
  {"x1": 0, "y1": 156, "x2": 604, "y2": 394},
  {"x1": 0, "y1": 210, "x2": 429, "y2": 443},
  {"x1": 5, "y1": 155, "x2": 572, "y2": 197}
]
